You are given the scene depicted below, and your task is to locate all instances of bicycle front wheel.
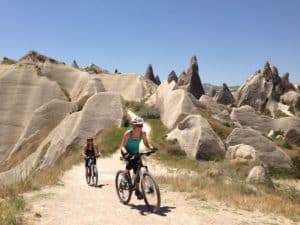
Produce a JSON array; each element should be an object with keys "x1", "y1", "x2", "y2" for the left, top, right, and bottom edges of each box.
[
  {"x1": 115, "y1": 170, "x2": 132, "y2": 204},
  {"x1": 141, "y1": 172, "x2": 161, "y2": 212},
  {"x1": 92, "y1": 166, "x2": 98, "y2": 186}
]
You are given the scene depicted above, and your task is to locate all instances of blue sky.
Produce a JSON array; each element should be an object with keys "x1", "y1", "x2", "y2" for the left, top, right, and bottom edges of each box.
[{"x1": 0, "y1": 0, "x2": 299, "y2": 85}]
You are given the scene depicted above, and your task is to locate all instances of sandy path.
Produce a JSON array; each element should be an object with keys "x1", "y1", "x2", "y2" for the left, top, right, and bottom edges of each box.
[{"x1": 23, "y1": 112, "x2": 296, "y2": 225}]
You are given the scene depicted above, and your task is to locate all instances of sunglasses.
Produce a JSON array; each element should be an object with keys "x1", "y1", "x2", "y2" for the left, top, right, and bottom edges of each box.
[{"x1": 135, "y1": 124, "x2": 143, "y2": 128}]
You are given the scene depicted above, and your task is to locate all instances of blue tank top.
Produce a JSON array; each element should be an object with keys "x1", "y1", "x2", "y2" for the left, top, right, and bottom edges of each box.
[{"x1": 126, "y1": 129, "x2": 142, "y2": 154}]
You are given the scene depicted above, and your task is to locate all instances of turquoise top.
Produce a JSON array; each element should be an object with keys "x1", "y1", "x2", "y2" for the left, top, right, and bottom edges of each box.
[{"x1": 126, "y1": 128, "x2": 142, "y2": 154}]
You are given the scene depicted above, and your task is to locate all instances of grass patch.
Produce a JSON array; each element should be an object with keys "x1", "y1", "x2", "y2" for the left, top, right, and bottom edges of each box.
[
  {"x1": 94, "y1": 126, "x2": 128, "y2": 156},
  {"x1": 198, "y1": 109, "x2": 233, "y2": 140},
  {"x1": 0, "y1": 192, "x2": 25, "y2": 225},
  {"x1": 147, "y1": 118, "x2": 300, "y2": 222},
  {"x1": 126, "y1": 101, "x2": 160, "y2": 119}
]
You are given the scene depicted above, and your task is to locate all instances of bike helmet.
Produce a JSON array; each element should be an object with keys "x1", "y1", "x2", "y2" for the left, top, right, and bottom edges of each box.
[{"x1": 131, "y1": 117, "x2": 144, "y2": 125}]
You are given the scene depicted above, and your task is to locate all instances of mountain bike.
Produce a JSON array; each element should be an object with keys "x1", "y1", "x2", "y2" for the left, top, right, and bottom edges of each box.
[
  {"x1": 85, "y1": 155, "x2": 98, "y2": 186},
  {"x1": 115, "y1": 149, "x2": 161, "y2": 212}
]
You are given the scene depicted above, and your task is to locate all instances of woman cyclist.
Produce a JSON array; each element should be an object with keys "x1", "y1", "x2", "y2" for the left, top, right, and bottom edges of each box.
[{"x1": 120, "y1": 117, "x2": 154, "y2": 200}]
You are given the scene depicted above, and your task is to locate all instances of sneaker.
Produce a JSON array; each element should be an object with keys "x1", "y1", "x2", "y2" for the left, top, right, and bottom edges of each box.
[{"x1": 135, "y1": 190, "x2": 144, "y2": 200}]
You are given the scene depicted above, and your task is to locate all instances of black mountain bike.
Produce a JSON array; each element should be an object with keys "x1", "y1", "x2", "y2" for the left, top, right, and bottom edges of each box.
[
  {"x1": 85, "y1": 155, "x2": 98, "y2": 186},
  {"x1": 115, "y1": 150, "x2": 161, "y2": 212}
]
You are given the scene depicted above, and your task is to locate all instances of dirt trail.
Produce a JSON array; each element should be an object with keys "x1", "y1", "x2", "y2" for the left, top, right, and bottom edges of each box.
[{"x1": 23, "y1": 113, "x2": 296, "y2": 225}]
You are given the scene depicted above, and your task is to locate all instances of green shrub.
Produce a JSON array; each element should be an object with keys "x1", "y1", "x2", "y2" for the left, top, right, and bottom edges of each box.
[{"x1": 126, "y1": 100, "x2": 160, "y2": 119}]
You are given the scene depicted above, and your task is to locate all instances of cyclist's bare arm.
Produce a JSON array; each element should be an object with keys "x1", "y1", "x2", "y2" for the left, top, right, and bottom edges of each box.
[
  {"x1": 81, "y1": 148, "x2": 86, "y2": 157},
  {"x1": 142, "y1": 131, "x2": 152, "y2": 150},
  {"x1": 120, "y1": 131, "x2": 130, "y2": 154},
  {"x1": 95, "y1": 145, "x2": 102, "y2": 157}
]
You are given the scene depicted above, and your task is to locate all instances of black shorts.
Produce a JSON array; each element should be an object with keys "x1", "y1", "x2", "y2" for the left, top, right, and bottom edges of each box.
[
  {"x1": 85, "y1": 157, "x2": 96, "y2": 167},
  {"x1": 126, "y1": 158, "x2": 139, "y2": 174}
]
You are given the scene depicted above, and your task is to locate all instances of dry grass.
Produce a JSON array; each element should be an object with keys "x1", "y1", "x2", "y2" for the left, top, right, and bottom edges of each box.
[
  {"x1": 148, "y1": 118, "x2": 300, "y2": 222},
  {"x1": 198, "y1": 109, "x2": 233, "y2": 140},
  {"x1": 94, "y1": 126, "x2": 128, "y2": 156}
]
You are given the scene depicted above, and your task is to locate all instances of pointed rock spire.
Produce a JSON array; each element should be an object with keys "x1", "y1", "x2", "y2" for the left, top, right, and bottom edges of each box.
[
  {"x1": 167, "y1": 70, "x2": 178, "y2": 83},
  {"x1": 186, "y1": 56, "x2": 205, "y2": 99},
  {"x1": 215, "y1": 83, "x2": 235, "y2": 105},
  {"x1": 72, "y1": 60, "x2": 79, "y2": 69},
  {"x1": 145, "y1": 64, "x2": 157, "y2": 84},
  {"x1": 155, "y1": 75, "x2": 161, "y2": 85},
  {"x1": 178, "y1": 71, "x2": 187, "y2": 85}
]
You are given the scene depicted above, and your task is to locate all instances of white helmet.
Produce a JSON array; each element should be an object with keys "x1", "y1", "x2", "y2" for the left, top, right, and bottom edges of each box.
[{"x1": 131, "y1": 117, "x2": 144, "y2": 125}]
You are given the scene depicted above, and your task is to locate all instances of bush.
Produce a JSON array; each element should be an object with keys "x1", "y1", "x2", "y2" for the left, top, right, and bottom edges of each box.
[{"x1": 126, "y1": 101, "x2": 160, "y2": 119}]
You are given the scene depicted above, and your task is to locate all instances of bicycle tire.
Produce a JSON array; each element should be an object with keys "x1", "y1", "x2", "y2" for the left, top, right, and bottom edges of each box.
[{"x1": 141, "y1": 172, "x2": 161, "y2": 212}]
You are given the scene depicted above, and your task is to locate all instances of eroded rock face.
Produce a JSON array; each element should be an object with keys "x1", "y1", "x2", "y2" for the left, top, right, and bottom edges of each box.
[
  {"x1": 236, "y1": 62, "x2": 285, "y2": 111},
  {"x1": 19, "y1": 50, "x2": 63, "y2": 64},
  {"x1": 95, "y1": 73, "x2": 157, "y2": 101},
  {"x1": 246, "y1": 165, "x2": 274, "y2": 187},
  {"x1": 226, "y1": 128, "x2": 292, "y2": 172},
  {"x1": 146, "y1": 81, "x2": 197, "y2": 129},
  {"x1": 0, "y1": 63, "x2": 67, "y2": 163},
  {"x1": 167, "y1": 70, "x2": 178, "y2": 83},
  {"x1": 167, "y1": 115, "x2": 226, "y2": 160},
  {"x1": 38, "y1": 92, "x2": 126, "y2": 169},
  {"x1": 215, "y1": 83, "x2": 235, "y2": 105},
  {"x1": 2, "y1": 100, "x2": 76, "y2": 171},
  {"x1": 177, "y1": 71, "x2": 187, "y2": 85}
]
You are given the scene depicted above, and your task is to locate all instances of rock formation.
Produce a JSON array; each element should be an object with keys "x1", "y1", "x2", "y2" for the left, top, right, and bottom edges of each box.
[
  {"x1": 144, "y1": 64, "x2": 157, "y2": 84},
  {"x1": 167, "y1": 70, "x2": 178, "y2": 83},
  {"x1": 155, "y1": 75, "x2": 161, "y2": 85},
  {"x1": 146, "y1": 81, "x2": 197, "y2": 129},
  {"x1": 207, "y1": 87, "x2": 217, "y2": 97},
  {"x1": 83, "y1": 64, "x2": 109, "y2": 74},
  {"x1": 177, "y1": 71, "x2": 186, "y2": 85},
  {"x1": 72, "y1": 60, "x2": 79, "y2": 69},
  {"x1": 19, "y1": 50, "x2": 62, "y2": 64},
  {"x1": 226, "y1": 144, "x2": 257, "y2": 161},
  {"x1": 281, "y1": 73, "x2": 295, "y2": 92},
  {"x1": 167, "y1": 115, "x2": 226, "y2": 160},
  {"x1": 215, "y1": 83, "x2": 235, "y2": 105},
  {"x1": 246, "y1": 165, "x2": 274, "y2": 188},
  {"x1": 226, "y1": 128, "x2": 292, "y2": 172},
  {"x1": 185, "y1": 56, "x2": 205, "y2": 99}
]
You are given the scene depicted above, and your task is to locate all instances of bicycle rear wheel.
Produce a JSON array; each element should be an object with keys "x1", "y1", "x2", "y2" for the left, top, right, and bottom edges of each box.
[
  {"x1": 141, "y1": 172, "x2": 161, "y2": 212},
  {"x1": 115, "y1": 170, "x2": 132, "y2": 204},
  {"x1": 86, "y1": 167, "x2": 91, "y2": 185}
]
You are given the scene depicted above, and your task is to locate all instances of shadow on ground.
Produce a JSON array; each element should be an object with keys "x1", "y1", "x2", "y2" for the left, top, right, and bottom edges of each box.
[{"x1": 128, "y1": 204, "x2": 176, "y2": 216}]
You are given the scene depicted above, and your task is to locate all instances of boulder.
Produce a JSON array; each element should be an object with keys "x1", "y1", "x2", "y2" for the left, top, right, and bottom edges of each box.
[
  {"x1": 167, "y1": 70, "x2": 178, "y2": 83},
  {"x1": 226, "y1": 144, "x2": 257, "y2": 161},
  {"x1": 280, "y1": 91, "x2": 300, "y2": 116},
  {"x1": 215, "y1": 83, "x2": 235, "y2": 105},
  {"x1": 144, "y1": 64, "x2": 157, "y2": 84},
  {"x1": 226, "y1": 128, "x2": 292, "y2": 172},
  {"x1": 246, "y1": 165, "x2": 274, "y2": 187},
  {"x1": 167, "y1": 115, "x2": 226, "y2": 160},
  {"x1": 230, "y1": 105, "x2": 273, "y2": 133},
  {"x1": 285, "y1": 129, "x2": 300, "y2": 146},
  {"x1": 146, "y1": 81, "x2": 197, "y2": 128},
  {"x1": 199, "y1": 95, "x2": 232, "y2": 124}
]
